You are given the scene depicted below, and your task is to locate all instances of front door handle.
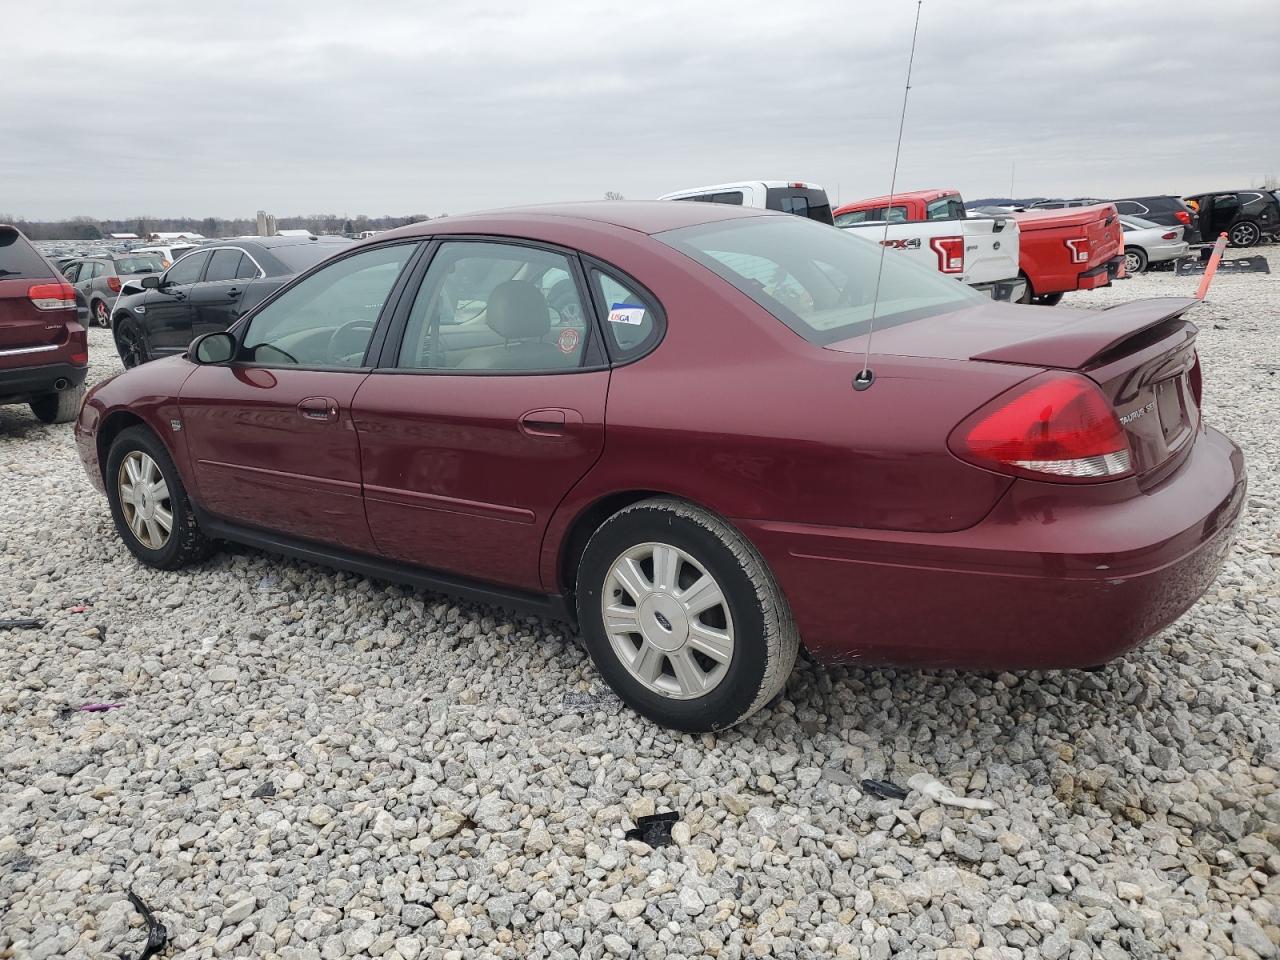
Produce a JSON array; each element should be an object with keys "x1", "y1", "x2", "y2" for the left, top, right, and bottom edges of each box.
[
  {"x1": 226, "y1": 288, "x2": 242, "y2": 299},
  {"x1": 298, "y1": 396, "x2": 339, "y2": 423},
  {"x1": 519, "y1": 408, "x2": 579, "y2": 437}
]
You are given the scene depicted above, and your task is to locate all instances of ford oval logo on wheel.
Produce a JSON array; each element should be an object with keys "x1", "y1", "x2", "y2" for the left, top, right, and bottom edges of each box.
[{"x1": 654, "y1": 611, "x2": 673, "y2": 631}]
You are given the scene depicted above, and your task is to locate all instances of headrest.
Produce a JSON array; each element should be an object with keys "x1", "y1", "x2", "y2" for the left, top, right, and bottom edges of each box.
[{"x1": 486, "y1": 280, "x2": 550, "y2": 340}]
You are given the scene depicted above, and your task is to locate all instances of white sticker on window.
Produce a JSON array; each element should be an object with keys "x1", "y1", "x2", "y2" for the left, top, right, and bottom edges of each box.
[{"x1": 608, "y1": 302, "x2": 645, "y2": 325}]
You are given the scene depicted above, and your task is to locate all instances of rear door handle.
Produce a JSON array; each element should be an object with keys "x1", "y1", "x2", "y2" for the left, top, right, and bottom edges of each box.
[
  {"x1": 298, "y1": 396, "x2": 339, "y2": 423},
  {"x1": 519, "y1": 407, "x2": 579, "y2": 437}
]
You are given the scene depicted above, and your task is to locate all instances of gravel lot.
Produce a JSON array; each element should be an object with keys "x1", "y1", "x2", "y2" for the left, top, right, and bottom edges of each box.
[{"x1": 2, "y1": 255, "x2": 1277, "y2": 960}]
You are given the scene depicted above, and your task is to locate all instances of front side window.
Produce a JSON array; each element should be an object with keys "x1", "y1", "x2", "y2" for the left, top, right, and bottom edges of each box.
[
  {"x1": 396, "y1": 241, "x2": 589, "y2": 372},
  {"x1": 241, "y1": 244, "x2": 411, "y2": 367},
  {"x1": 165, "y1": 251, "x2": 208, "y2": 286},
  {"x1": 61, "y1": 261, "x2": 82, "y2": 281},
  {"x1": 656, "y1": 215, "x2": 983, "y2": 346}
]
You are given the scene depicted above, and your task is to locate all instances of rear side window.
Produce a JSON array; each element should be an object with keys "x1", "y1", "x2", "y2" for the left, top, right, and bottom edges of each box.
[
  {"x1": 592, "y1": 268, "x2": 661, "y2": 360},
  {"x1": 204, "y1": 248, "x2": 246, "y2": 283},
  {"x1": 765, "y1": 187, "x2": 834, "y2": 225},
  {"x1": 709, "y1": 191, "x2": 744, "y2": 205},
  {"x1": 0, "y1": 229, "x2": 54, "y2": 280},
  {"x1": 834, "y1": 209, "x2": 873, "y2": 226}
]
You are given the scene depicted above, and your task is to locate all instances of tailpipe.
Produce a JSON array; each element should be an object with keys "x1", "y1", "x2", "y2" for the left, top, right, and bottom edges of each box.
[{"x1": 53, "y1": 378, "x2": 70, "y2": 391}]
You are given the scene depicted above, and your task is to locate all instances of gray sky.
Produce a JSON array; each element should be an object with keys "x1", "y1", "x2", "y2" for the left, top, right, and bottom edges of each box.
[{"x1": 4, "y1": 0, "x2": 1277, "y2": 219}]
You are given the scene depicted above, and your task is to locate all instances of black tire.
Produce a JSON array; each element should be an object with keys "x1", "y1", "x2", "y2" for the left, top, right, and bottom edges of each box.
[
  {"x1": 1033, "y1": 292, "x2": 1065, "y2": 307},
  {"x1": 29, "y1": 384, "x2": 85, "y2": 425},
  {"x1": 115, "y1": 317, "x2": 150, "y2": 368},
  {"x1": 576, "y1": 497, "x2": 799, "y2": 732},
  {"x1": 92, "y1": 299, "x2": 110, "y2": 327},
  {"x1": 1015, "y1": 272, "x2": 1033, "y2": 304},
  {"x1": 1228, "y1": 221, "x2": 1260, "y2": 247},
  {"x1": 105, "y1": 425, "x2": 214, "y2": 570},
  {"x1": 1124, "y1": 246, "x2": 1148, "y2": 275}
]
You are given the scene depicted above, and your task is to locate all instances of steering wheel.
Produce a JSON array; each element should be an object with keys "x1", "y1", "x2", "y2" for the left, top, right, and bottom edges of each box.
[
  {"x1": 327, "y1": 319, "x2": 374, "y2": 364},
  {"x1": 547, "y1": 279, "x2": 583, "y2": 326}
]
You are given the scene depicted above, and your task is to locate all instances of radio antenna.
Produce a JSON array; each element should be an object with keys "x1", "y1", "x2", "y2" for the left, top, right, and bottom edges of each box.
[{"x1": 856, "y1": 0, "x2": 923, "y2": 392}]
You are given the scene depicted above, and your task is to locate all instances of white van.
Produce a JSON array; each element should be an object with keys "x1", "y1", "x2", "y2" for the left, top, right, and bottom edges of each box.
[{"x1": 659, "y1": 181, "x2": 835, "y2": 225}]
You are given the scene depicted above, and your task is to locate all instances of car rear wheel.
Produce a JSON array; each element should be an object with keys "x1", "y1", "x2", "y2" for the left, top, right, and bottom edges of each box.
[
  {"x1": 1015, "y1": 272, "x2": 1033, "y2": 304},
  {"x1": 576, "y1": 497, "x2": 799, "y2": 732},
  {"x1": 115, "y1": 317, "x2": 150, "y2": 368},
  {"x1": 1229, "y1": 221, "x2": 1261, "y2": 247},
  {"x1": 1033, "y1": 292, "x2": 1065, "y2": 307},
  {"x1": 105, "y1": 426, "x2": 214, "y2": 570},
  {"x1": 1124, "y1": 246, "x2": 1148, "y2": 274},
  {"x1": 93, "y1": 299, "x2": 110, "y2": 327},
  {"x1": 29, "y1": 384, "x2": 85, "y2": 425}
]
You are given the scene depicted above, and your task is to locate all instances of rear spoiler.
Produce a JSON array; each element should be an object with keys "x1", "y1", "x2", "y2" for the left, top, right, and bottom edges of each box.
[{"x1": 973, "y1": 297, "x2": 1199, "y2": 369}]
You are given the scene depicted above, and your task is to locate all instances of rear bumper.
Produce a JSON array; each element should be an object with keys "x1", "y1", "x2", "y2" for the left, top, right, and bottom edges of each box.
[
  {"x1": 1148, "y1": 241, "x2": 1190, "y2": 264},
  {"x1": 970, "y1": 277, "x2": 1027, "y2": 302},
  {"x1": 738, "y1": 426, "x2": 1246, "y2": 669},
  {"x1": 0, "y1": 360, "x2": 87, "y2": 404}
]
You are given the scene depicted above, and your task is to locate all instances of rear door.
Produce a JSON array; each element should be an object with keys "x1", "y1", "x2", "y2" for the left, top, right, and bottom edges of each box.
[
  {"x1": 0, "y1": 227, "x2": 66, "y2": 358},
  {"x1": 145, "y1": 250, "x2": 209, "y2": 355},
  {"x1": 352, "y1": 238, "x2": 609, "y2": 593},
  {"x1": 191, "y1": 247, "x2": 261, "y2": 339}
]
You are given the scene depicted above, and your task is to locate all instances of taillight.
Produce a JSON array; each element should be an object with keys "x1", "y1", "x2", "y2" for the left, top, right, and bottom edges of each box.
[
  {"x1": 70, "y1": 326, "x2": 88, "y2": 365},
  {"x1": 1161, "y1": 231, "x2": 1177, "y2": 240},
  {"x1": 108, "y1": 276, "x2": 122, "y2": 292},
  {"x1": 929, "y1": 236, "x2": 965, "y2": 274},
  {"x1": 1064, "y1": 238, "x2": 1090, "y2": 263},
  {"x1": 949, "y1": 372, "x2": 1132, "y2": 482},
  {"x1": 1175, "y1": 210, "x2": 1191, "y2": 224},
  {"x1": 1188, "y1": 353, "x2": 1202, "y2": 406},
  {"x1": 28, "y1": 282, "x2": 76, "y2": 311}
]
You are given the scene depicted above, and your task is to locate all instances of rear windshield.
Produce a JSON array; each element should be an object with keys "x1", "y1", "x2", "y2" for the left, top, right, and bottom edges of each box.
[
  {"x1": 655, "y1": 216, "x2": 983, "y2": 346},
  {"x1": 0, "y1": 228, "x2": 53, "y2": 280},
  {"x1": 270, "y1": 241, "x2": 352, "y2": 273},
  {"x1": 114, "y1": 255, "x2": 165, "y2": 274},
  {"x1": 764, "y1": 187, "x2": 834, "y2": 225}
]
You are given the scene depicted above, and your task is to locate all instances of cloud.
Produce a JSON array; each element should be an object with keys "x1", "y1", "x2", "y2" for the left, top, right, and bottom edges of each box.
[{"x1": 2, "y1": 0, "x2": 1277, "y2": 218}]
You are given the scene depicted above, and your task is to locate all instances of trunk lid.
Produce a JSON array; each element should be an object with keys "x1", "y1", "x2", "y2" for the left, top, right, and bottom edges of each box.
[{"x1": 827, "y1": 296, "x2": 1202, "y2": 476}]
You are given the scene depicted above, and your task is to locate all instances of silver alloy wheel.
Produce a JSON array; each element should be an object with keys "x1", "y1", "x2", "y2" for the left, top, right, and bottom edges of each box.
[
  {"x1": 117, "y1": 451, "x2": 173, "y2": 549},
  {"x1": 602, "y1": 542, "x2": 734, "y2": 699},
  {"x1": 1124, "y1": 250, "x2": 1143, "y2": 274},
  {"x1": 1229, "y1": 222, "x2": 1259, "y2": 246}
]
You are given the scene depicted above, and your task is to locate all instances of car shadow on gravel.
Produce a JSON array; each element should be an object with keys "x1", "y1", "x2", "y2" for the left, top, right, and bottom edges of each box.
[{"x1": 0, "y1": 408, "x2": 56, "y2": 439}]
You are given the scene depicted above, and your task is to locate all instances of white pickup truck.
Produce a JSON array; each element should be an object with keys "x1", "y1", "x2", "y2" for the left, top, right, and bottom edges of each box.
[
  {"x1": 839, "y1": 215, "x2": 1025, "y2": 301},
  {"x1": 660, "y1": 180, "x2": 1025, "y2": 301}
]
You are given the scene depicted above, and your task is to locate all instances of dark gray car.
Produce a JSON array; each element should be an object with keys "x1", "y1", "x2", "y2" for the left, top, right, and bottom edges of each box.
[{"x1": 62, "y1": 253, "x2": 166, "y2": 328}]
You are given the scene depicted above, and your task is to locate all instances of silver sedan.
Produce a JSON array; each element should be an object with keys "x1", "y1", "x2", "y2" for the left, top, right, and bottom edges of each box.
[{"x1": 1120, "y1": 216, "x2": 1189, "y2": 273}]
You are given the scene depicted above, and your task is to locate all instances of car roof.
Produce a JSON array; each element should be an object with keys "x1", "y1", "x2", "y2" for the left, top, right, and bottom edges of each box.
[{"x1": 373, "y1": 201, "x2": 782, "y2": 241}]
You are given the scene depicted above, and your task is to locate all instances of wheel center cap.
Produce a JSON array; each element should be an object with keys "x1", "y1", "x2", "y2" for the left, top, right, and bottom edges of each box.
[{"x1": 638, "y1": 595, "x2": 689, "y2": 652}]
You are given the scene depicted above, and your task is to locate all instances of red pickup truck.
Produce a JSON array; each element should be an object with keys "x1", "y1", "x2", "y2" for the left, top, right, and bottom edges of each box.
[{"x1": 832, "y1": 189, "x2": 1125, "y2": 305}]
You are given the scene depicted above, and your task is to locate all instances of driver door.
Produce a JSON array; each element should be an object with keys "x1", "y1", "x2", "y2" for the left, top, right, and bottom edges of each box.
[
  {"x1": 145, "y1": 250, "x2": 209, "y2": 356},
  {"x1": 179, "y1": 242, "x2": 419, "y2": 550}
]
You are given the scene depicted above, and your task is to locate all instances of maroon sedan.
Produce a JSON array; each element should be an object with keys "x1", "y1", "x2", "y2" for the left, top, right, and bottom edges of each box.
[{"x1": 75, "y1": 203, "x2": 1245, "y2": 731}]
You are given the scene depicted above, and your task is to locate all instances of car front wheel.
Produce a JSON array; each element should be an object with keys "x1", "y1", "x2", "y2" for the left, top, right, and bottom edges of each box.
[
  {"x1": 105, "y1": 426, "x2": 214, "y2": 569},
  {"x1": 576, "y1": 497, "x2": 799, "y2": 732}
]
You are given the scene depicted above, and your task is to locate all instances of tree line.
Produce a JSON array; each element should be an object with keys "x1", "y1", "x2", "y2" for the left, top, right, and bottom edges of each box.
[{"x1": 2, "y1": 213, "x2": 440, "y2": 242}]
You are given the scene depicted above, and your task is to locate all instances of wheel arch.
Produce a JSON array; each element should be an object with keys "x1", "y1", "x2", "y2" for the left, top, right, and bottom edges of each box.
[
  {"x1": 556, "y1": 489, "x2": 667, "y2": 600},
  {"x1": 96, "y1": 411, "x2": 165, "y2": 486}
]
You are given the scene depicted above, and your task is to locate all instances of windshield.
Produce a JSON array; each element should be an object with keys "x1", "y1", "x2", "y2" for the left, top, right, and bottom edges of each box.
[
  {"x1": 114, "y1": 255, "x2": 165, "y2": 274},
  {"x1": 655, "y1": 216, "x2": 983, "y2": 346}
]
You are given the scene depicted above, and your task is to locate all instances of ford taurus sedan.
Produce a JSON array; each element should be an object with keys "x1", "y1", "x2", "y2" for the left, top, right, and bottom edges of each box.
[{"x1": 74, "y1": 202, "x2": 1245, "y2": 731}]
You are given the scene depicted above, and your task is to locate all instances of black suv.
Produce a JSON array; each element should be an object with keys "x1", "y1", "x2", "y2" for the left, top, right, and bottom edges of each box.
[
  {"x1": 110, "y1": 235, "x2": 354, "y2": 367},
  {"x1": 1111, "y1": 196, "x2": 1201, "y2": 244},
  {"x1": 1183, "y1": 190, "x2": 1280, "y2": 247}
]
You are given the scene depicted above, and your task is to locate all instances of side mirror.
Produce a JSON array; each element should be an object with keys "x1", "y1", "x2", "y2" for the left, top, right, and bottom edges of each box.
[
  {"x1": 141, "y1": 275, "x2": 161, "y2": 290},
  {"x1": 190, "y1": 331, "x2": 236, "y2": 365}
]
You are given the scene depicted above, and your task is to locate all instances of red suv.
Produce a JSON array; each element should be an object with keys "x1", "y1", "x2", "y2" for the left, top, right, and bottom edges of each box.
[{"x1": 0, "y1": 225, "x2": 87, "y2": 423}]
